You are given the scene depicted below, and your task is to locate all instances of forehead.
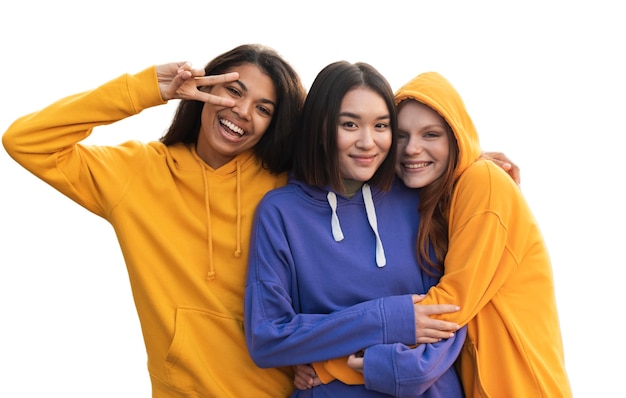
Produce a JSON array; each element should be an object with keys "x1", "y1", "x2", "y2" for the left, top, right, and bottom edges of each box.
[
  {"x1": 340, "y1": 87, "x2": 387, "y2": 112},
  {"x1": 398, "y1": 100, "x2": 443, "y2": 123}
]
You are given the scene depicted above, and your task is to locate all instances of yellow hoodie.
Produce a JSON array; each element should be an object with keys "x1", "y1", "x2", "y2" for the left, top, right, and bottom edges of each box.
[
  {"x1": 394, "y1": 72, "x2": 572, "y2": 397},
  {"x1": 2, "y1": 67, "x2": 293, "y2": 397}
]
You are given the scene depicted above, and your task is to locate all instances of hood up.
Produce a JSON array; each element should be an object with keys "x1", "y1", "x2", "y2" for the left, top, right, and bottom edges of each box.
[{"x1": 394, "y1": 72, "x2": 481, "y2": 178}]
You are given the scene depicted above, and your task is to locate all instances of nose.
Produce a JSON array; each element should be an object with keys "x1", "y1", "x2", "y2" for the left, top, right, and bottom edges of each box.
[
  {"x1": 232, "y1": 99, "x2": 252, "y2": 120},
  {"x1": 356, "y1": 127, "x2": 375, "y2": 149},
  {"x1": 403, "y1": 135, "x2": 422, "y2": 155}
]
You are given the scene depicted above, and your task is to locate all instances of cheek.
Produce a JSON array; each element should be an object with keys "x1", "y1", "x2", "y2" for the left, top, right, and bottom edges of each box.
[
  {"x1": 395, "y1": 143, "x2": 404, "y2": 158},
  {"x1": 254, "y1": 117, "x2": 272, "y2": 138},
  {"x1": 376, "y1": 132, "x2": 393, "y2": 151},
  {"x1": 436, "y1": 142, "x2": 450, "y2": 161},
  {"x1": 381, "y1": 134, "x2": 393, "y2": 155},
  {"x1": 336, "y1": 134, "x2": 351, "y2": 153},
  {"x1": 200, "y1": 103, "x2": 214, "y2": 125}
]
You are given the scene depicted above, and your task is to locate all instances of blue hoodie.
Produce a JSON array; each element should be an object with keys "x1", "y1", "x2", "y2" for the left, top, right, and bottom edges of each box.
[{"x1": 245, "y1": 176, "x2": 465, "y2": 397}]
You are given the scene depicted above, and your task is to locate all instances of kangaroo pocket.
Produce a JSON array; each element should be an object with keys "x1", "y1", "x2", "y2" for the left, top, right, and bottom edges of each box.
[{"x1": 164, "y1": 307, "x2": 292, "y2": 397}]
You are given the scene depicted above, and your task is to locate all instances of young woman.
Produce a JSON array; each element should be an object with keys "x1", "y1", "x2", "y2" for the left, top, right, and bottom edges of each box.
[
  {"x1": 388, "y1": 71, "x2": 572, "y2": 396},
  {"x1": 244, "y1": 61, "x2": 466, "y2": 397},
  {"x1": 2, "y1": 44, "x2": 309, "y2": 397}
]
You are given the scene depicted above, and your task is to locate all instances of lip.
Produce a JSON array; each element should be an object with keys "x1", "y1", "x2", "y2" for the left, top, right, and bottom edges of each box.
[{"x1": 350, "y1": 154, "x2": 378, "y2": 165}]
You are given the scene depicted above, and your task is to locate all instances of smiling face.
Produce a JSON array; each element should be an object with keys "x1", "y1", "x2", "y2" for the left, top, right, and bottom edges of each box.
[
  {"x1": 196, "y1": 63, "x2": 277, "y2": 169},
  {"x1": 395, "y1": 100, "x2": 451, "y2": 188},
  {"x1": 337, "y1": 87, "x2": 392, "y2": 183}
]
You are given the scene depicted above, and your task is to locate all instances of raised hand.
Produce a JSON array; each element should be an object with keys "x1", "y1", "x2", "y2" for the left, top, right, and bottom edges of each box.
[{"x1": 156, "y1": 62, "x2": 238, "y2": 106}]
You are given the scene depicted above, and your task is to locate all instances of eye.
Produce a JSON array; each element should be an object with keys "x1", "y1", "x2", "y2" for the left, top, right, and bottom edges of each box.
[
  {"x1": 396, "y1": 132, "x2": 408, "y2": 141},
  {"x1": 375, "y1": 122, "x2": 390, "y2": 130},
  {"x1": 226, "y1": 86, "x2": 242, "y2": 97},
  {"x1": 341, "y1": 121, "x2": 357, "y2": 129},
  {"x1": 424, "y1": 130, "x2": 442, "y2": 139},
  {"x1": 257, "y1": 105, "x2": 273, "y2": 116}
]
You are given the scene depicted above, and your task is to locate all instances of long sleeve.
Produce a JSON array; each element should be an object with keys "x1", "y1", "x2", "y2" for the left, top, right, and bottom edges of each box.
[
  {"x1": 2, "y1": 67, "x2": 166, "y2": 216},
  {"x1": 417, "y1": 161, "x2": 522, "y2": 324},
  {"x1": 364, "y1": 326, "x2": 466, "y2": 397},
  {"x1": 245, "y1": 277, "x2": 416, "y2": 368},
  {"x1": 416, "y1": 160, "x2": 570, "y2": 396}
]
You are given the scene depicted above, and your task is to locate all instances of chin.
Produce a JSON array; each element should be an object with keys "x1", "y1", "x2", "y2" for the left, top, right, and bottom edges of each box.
[{"x1": 402, "y1": 177, "x2": 424, "y2": 189}]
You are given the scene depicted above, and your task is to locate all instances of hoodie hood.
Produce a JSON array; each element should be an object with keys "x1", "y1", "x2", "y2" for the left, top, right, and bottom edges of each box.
[
  {"x1": 394, "y1": 72, "x2": 481, "y2": 178},
  {"x1": 288, "y1": 176, "x2": 387, "y2": 267}
]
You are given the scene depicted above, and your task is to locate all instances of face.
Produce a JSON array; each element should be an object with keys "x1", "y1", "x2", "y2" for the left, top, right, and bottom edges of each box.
[
  {"x1": 336, "y1": 87, "x2": 392, "y2": 182},
  {"x1": 395, "y1": 100, "x2": 450, "y2": 188},
  {"x1": 196, "y1": 63, "x2": 277, "y2": 169}
]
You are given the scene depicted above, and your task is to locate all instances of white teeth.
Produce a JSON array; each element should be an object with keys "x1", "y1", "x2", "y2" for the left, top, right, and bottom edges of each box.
[
  {"x1": 220, "y1": 119, "x2": 244, "y2": 136},
  {"x1": 405, "y1": 162, "x2": 429, "y2": 169}
]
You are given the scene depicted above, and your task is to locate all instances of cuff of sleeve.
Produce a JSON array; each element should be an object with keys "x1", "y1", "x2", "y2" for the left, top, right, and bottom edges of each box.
[
  {"x1": 381, "y1": 295, "x2": 416, "y2": 345},
  {"x1": 363, "y1": 344, "x2": 397, "y2": 395},
  {"x1": 127, "y1": 66, "x2": 168, "y2": 112}
]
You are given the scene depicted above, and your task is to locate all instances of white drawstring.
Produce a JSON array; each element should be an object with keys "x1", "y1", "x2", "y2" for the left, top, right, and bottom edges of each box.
[
  {"x1": 327, "y1": 191, "x2": 344, "y2": 242},
  {"x1": 326, "y1": 186, "x2": 386, "y2": 267},
  {"x1": 362, "y1": 184, "x2": 386, "y2": 267}
]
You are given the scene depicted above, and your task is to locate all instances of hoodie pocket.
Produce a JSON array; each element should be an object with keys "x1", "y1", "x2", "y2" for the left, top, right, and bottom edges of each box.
[{"x1": 164, "y1": 307, "x2": 292, "y2": 397}]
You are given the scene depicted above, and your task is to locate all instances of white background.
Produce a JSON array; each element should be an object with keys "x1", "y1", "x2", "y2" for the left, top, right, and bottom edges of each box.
[{"x1": 1, "y1": 1, "x2": 623, "y2": 396}]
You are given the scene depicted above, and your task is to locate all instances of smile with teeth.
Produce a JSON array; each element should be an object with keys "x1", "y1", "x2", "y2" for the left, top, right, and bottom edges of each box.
[
  {"x1": 220, "y1": 118, "x2": 245, "y2": 137},
  {"x1": 404, "y1": 162, "x2": 431, "y2": 169}
]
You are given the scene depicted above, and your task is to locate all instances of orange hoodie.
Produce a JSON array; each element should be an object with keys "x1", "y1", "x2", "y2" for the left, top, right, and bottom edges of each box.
[
  {"x1": 396, "y1": 72, "x2": 572, "y2": 397},
  {"x1": 2, "y1": 67, "x2": 293, "y2": 397}
]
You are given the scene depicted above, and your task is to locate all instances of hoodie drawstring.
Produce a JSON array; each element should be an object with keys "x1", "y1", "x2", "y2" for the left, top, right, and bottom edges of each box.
[
  {"x1": 234, "y1": 160, "x2": 242, "y2": 258},
  {"x1": 326, "y1": 184, "x2": 386, "y2": 267},
  {"x1": 199, "y1": 162, "x2": 216, "y2": 281},
  {"x1": 362, "y1": 184, "x2": 386, "y2": 267},
  {"x1": 196, "y1": 153, "x2": 244, "y2": 281},
  {"x1": 327, "y1": 191, "x2": 345, "y2": 242}
]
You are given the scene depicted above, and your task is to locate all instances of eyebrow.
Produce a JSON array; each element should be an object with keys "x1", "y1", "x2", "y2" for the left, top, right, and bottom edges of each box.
[
  {"x1": 234, "y1": 80, "x2": 277, "y2": 108},
  {"x1": 339, "y1": 111, "x2": 390, "y2": 120},
  {"x1": 420, "y1": 123, "x2": 446, "y2": 130}
]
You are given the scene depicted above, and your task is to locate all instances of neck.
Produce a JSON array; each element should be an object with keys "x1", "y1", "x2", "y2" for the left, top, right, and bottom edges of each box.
[{"x1": 341, "y1": 179, "x2": 364, "y2": 198}]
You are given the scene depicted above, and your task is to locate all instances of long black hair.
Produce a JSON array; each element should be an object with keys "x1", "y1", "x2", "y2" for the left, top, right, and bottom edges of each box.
[{"x1": 292, "y1": 61, "x2": 398, "y2": 192}]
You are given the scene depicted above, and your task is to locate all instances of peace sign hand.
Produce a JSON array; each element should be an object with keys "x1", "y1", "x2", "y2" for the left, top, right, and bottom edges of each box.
[{"x1": 157, "y1": 62, "x2": 237, "y2": 106}]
